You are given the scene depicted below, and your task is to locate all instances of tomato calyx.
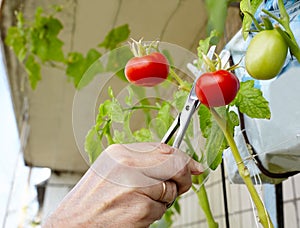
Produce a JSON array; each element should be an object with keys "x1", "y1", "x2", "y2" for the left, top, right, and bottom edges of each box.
[
  {"x1": 195, "y1": 50, "x2": 240, "y2": 108},
  {"x1": 200, "y1": 51, "x2": 240, "y2": 73},
  {"x1": 128, "y1": 38, "x2": 159, "y2": 57}
]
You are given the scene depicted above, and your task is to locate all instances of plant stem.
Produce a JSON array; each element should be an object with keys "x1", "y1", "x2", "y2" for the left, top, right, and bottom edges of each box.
[
  {"x1": 123, "y1": 105, "x2": 160, "y2": 111},
  {"x1": 210, "y1": 108, "x2": 274, "y2": 228},
  {"x1": 192, "y1": 177, "x2": 218, "y2": 228},
  {"x1": 277, "y1": 0, "x2": 300, "y2": 62},
  {"x1": 169, "y1": 68, "x2": 190, "y2": 91},
  {"x1": 185, "y1": 130, "x2": 217, "y2": 227}
]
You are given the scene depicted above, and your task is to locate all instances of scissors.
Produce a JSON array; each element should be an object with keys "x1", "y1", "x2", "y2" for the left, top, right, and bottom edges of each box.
[{"x1": 161, "y1": 46, "x2": 231, "y2": 149}]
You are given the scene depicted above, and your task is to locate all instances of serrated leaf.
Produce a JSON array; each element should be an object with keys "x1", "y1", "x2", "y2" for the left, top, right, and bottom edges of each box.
[
  {"x1": 157, "y1": 103, "x2": 172, "y2": 127},
  {"x1": 98, "y1": 24, "x2": 130, "y2": 50},
  {"x1": 110, "y1": 101, "x2": 124, "y2": 123},
  {"x1": 85, "y1": 127, "x2": 103, "y2": 163},
  {"x1": 233, "y1": 80, "x2": 271, "y2": 119},
  {"x1": 150, "y1": 103, "x2": 173, "y2": 139},
  {"x1": 172, "y1": 90, "x2": 188, "y2": 111},
  {"x1": 25, "y1": 55, "x2": 41, "y2": 89}
]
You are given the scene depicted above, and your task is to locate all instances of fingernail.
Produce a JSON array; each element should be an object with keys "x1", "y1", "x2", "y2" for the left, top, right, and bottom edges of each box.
[{"x1": 192, "y1": 162, "x2": 205, "y2": 174}]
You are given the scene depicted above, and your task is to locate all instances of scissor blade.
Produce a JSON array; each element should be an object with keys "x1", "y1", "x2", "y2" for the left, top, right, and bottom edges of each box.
[
  {"x1": 172, "y1": 99, "x2": 199, "y2": 148},
  {"x1": 161, "y1": 114, "x2": 180, "y2": 144}
]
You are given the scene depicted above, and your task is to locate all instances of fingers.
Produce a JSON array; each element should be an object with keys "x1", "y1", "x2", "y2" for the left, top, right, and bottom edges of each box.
[
  {"x1": 141, "y1": 144, "x2": 204, "y2": 195},
  {"x1": 134, "y1": 196, "x2": 167, "y2": 226},
  {"x1": 170, "y1": 149, "x2": 204, "y2": 194},
  {"x1": 139, "y1": 181, "x2": 178, "y2": 204},
  {"x1": 93, "y1": 142, "x2": 204, "y2": 194}
]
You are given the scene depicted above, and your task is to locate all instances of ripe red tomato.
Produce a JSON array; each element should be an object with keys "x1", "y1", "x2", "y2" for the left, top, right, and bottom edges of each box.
[
  {"x1": 124, "y1": 52, "x2": 169, "y2": 87},
  {"x1": 195, "y1": 70, "x2": 240, "y2": 107}
]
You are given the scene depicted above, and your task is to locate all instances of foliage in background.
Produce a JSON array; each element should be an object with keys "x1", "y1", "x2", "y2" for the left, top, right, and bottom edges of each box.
[{"x1": 5, "y1": 6, "x2": 131, "y2": 89}]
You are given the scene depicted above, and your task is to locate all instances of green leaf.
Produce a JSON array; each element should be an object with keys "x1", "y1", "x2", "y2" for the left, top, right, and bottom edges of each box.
[
  {"x1": 173, "y1": 200, "x2": 181, "y2": 214},
  {"x1": 98, "y1": 24, "x2": 130, "y2": 50},
  {"x1": 110, "y1": 100, "x2": 124, "y2": 123},
  {"x1": 151, "y1": 102, "x2": 173, "y2": 139},
  {"x1": 227, "y1": 110, "x2": 239, "y2": 134},
  {"x1": 5, "y1": 26, "x2": 27, "y2": 61},
  {"x1": 197, "y1": 30, "x2": 219, "y2": 68},
  {"x1": 204, "y1": 109, "x2": 227, "y2": 170},
  {"x1": 66, "y1": 49, "x2": 102, "y2": 88},
  {"x1": 113, "y1": 130, "x2": 127, "y2": 144},
  {"x1": 85, "y1": 127, "x2": 103, "y2": 163},
  {"x1": 199, "y1": 106, "x2": 239, "y2": 170},
  {"x1": 30, "y1": 9, "x2": 65, "y2": 62},
  {"x1": 25, "y1": 55, "x2": 41, "y2": 89},
  {"x1": 198, "y1": 104, "x2": 212, "y2": 138},
  {"x1": 112, "y1": 111, "x2": 134, "y2": 143},
  {"x1": 172, "y1": 90, "x2": 188, "y2": 111},
  {"x1": 232, "y1": 80, "x2": 271, "y2": 119},
  {"x1": 133, "y1": 128, "x2": 152, "y2": 142},
  {"x1": 240, "y1": 0, "x2": 263, "y2": 39},
  {"x1": 106, "y1": 46, "x2": 133, "y2": 81}
]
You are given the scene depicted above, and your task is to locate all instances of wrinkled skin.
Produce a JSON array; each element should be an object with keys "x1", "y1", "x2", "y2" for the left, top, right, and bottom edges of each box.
[{"x1": 43, "y1": 143, "x2": 203, "y2": 228}]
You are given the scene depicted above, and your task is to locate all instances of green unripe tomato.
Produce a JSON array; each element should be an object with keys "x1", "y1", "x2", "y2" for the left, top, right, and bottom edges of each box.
[{"x1": 245, "y1": 29, "x2": 288, "y2": 80}]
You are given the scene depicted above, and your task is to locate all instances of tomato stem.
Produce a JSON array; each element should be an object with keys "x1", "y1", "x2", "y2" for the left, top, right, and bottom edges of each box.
[
  {"x1": 169, "y1": 68, "x2": 191, "y2": 91},
  {"x1": 262, "y1": 17, "x2": 274, "y2": 30},
  {"x1": 210, "y1": 108, "x2": 274, "y2": 228},
  {"x1": 244, "y1": 11, "x2": 264, "y2": 31}
]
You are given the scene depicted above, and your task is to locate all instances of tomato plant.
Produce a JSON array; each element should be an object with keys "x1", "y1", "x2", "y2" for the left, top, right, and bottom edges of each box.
[
  {"x1": 195, "y1": 70, "x2": 240, "y2": 107},
  {"x1": 245, "y1": 29, "x2": 288, "y2": 80},
  {"x1": 124, "y1": 52, "x2": 169, "y2": 86}
]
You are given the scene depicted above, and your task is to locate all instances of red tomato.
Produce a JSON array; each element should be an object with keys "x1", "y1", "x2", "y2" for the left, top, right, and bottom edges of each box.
[
  {"x1": 195, "y1": 70, "x2": 240, "y2": 107},
  {"x1": 124, "y1": 52, "x2": 169, "y2": 87}
]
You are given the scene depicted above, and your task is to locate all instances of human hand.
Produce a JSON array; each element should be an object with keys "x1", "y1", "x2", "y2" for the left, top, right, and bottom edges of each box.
[{"x1": 43, "y1": 142, "x2": 203, "y2": 228}]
